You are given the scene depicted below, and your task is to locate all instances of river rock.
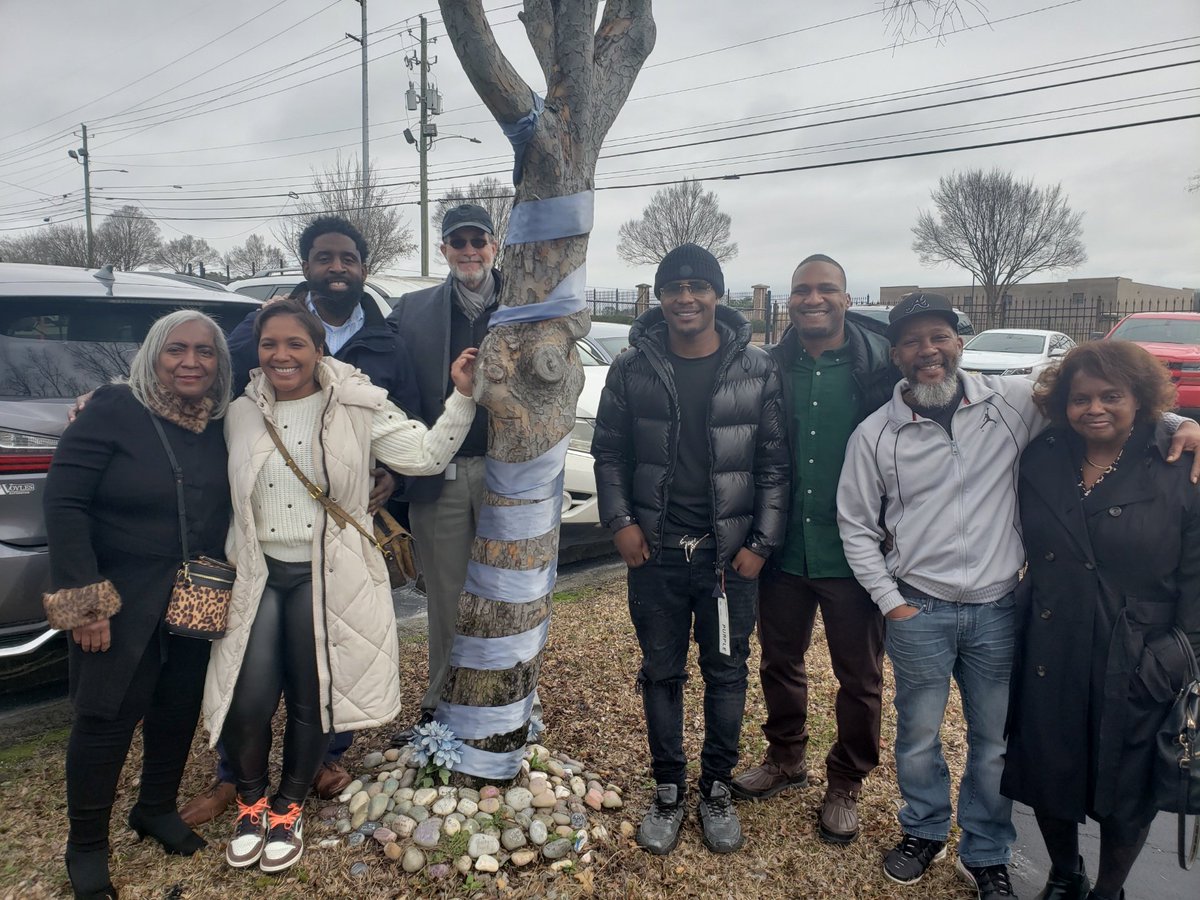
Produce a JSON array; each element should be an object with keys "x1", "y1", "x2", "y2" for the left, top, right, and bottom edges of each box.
[
  {"x1": 551, "y1": 858, "x2": 574, "y2": 872},
  {"x1": 602, "y1": 790, "x2": 623, "y2": 809},
  {"x1": 358, "y1": 820, "x2": 380, "y2": 835},
  {"x1": 408, "y1": 805, "x2": 428, "y2": 823},
  {"x1": 413, "y1": 817, "x2": 443, "y2": 848},
  {"x1": 372, "y1": 826, "x2": 397, "y2": 845},
  {"x1": 570, "y1": 776, "x2": 586, "y2": 797},
  {"x1": 546, "y1": 760, "x2": 566, "y2": 778},
  {"x1": 454, "y1": 854, "x2": 472, "y2": 874},
  {"x1": 461, "y1": 818, "x2": 479, "y2": 835},
  {"x1": 528, "y1": 819, "x2": 549, "y2": 845},
  {"x1": 456, "y1": 797, "x2": 478, "y2": 817},
  {"x1": 555, "y1": 825, "x2": 574, "y2": 837},
  {"x1": 551, "y1": 811, "x2": 572, "y2": 826},
  {"x1": 620, "y1": 820, "x2": 636, "y2": 838},
  {"x1": 339, "y1": 779, "x2": 363, "y2": 801},
  {"x1": 477, "y1": 797, "x2": 500, "y2": 815},
  {"x1": 350, "y1": 807, "x2": 369, "y2": 830},
  {"x1": 346, "y1": 832, "x2": 365, "y2": 847},
  {"x1": 479, "y1": 784, "x2": 500, "y2": 800},
  {"x1": 467, "y1": 833, "x2": 500, "y2": 859},
  {"x1": 501, "y1": 827, "x2": 527, "y2": 851},
  {"x1": 362, "y1": 751, "x2": 385, "y2": 768},
  {"x1": 511, "y1": 849, "x2": 537, "y2": 867},
  {"x1": 431, "y1": 796, "x2": 457, "y2": 816},
  {"x1": 384, "y1": 841, "x2": 403, "y2": 861},
  {"x1": 412, "y1": 787, "x2": 438, "y2": 807},
  {"x1": 368, "y1": 794, "x2": 389, "y2": 820},
  {"x1": 383, "y1": 747, "x2": 401, "y2": 762},
  {"x1": 335, "y1": 818, "x2": 351, "y2": 834},
  {"x1": 442, "y1": 816, "x2": 461, "y2": 836},
  {"x1": 428, "y1": 862, "x2": 451, "y2": 879},
  {"x1": 393, "y1": 815, "x2": 417, "y2": 839},
  {"x1": 401, "y1": 846, "x2": 425, "y2": 873},
  {"x1": 398, "y1": 768, "x2": 416, "y2": 788},
  {"x1": 318, "y1": 838, "x2": 341, "y2": 849},
  {"x1": 504, "y1": 787, "x2": 533, "y2": 812},
  {"x1": 395, "y1": 787, "x2": 414, "y2": 802},
  {"x1": 348, "y1": 790, "x2": 370, "y2": 815},
  {"x1": 475, "y1": 854, "x2": 499, "y2": 873},
  {"x1": 366, "y1": 782, "x2": 383, "y2": 798},
  {"x1": 319, "y1": 804, "x2": 340, "y2": 820},
  {"x1": 554, "y1": 784, "x2": 572, "y2": 800},
  {"x1": 591, "y1": 824, "x2": 609, "y2": 842},
  {"x1": 349, "y1": 861, "x2": 368, "y2": 877},
  {"x1": 382, "y1": 778, "x2": 399, "y2": 796},
  {"x1": 583, "y1": 789, "x2": 604, "y2": 811},
  {"x1": 542, "y1": 837, "x2": 572, "y2": 860},
  {"x1": 531, "y1": 790, "x2": 557, "y2": 809}
]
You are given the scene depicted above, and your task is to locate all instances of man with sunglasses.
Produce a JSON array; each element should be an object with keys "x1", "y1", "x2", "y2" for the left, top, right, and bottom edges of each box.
[
  {"x1": 593, "y1": 243, "x2": 788, "y2": 856},
  {"x1": 387, "y1": 204, "x2": 503, "y2": 740}
]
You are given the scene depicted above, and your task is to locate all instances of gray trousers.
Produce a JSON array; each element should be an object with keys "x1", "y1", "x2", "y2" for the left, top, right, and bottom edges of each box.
[{"x1": 409, "y1": 455, "x2": 487, "y2": 714}]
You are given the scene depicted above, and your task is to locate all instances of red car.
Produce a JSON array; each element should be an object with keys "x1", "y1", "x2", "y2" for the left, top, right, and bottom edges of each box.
[{"x1": 1103, "y1": 311, "x2": 1200, "y2": 417}]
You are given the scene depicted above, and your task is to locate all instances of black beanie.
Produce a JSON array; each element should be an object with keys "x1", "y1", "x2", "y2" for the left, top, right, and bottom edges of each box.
[{"x1": 654, "y1": 243, "x2": 725, "y2": 299}]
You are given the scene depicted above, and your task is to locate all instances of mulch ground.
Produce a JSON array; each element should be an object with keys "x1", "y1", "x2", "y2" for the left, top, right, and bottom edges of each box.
[{"x1": 0, "y1": 574, "x2": 976, "y2": 899}]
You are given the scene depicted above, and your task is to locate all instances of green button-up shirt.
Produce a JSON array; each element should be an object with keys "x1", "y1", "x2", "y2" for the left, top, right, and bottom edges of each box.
[{"x1": 778, "y1": 342, "x2": 861, "y2": 579}]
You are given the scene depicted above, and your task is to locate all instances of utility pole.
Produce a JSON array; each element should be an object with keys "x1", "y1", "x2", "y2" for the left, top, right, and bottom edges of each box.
[
  {"x1": 346, "y1": 0, "x2": 369, "y2": 211},
  {"x1": 418, "y1": 14, "x2": 430, "y2": 276},
  {"x1": 67, "y1": 124, "x2": 93, "y2": 267}
]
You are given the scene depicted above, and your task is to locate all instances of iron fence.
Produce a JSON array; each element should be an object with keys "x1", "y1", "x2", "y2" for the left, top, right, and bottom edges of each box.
[{"x1": 957, "y1": 295, "x2": 1199, "y2": 344}]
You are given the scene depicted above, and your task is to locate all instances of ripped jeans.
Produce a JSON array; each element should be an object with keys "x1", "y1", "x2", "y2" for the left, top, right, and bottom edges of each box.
[{"x1": 627, "y1": 546, "x2": 757, "y2": 792}]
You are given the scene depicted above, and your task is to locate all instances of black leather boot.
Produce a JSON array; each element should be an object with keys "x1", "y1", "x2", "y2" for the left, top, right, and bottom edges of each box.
[{"x1": 65, "y1": 846, "x2": 117, "y2": 900}]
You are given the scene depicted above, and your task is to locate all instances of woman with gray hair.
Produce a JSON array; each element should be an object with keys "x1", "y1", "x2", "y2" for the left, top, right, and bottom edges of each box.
[{"x1": 44, "y1": 309, "x2": 234, "y2": 899}]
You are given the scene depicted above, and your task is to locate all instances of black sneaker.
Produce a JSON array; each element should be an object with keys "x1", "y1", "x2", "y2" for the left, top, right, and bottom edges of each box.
[
  {"x1": 696, "y1": 781, "x2": 744, "y2": 853},
  {"x1": 882, "y1": 833, "x2": 947, "y2": 884},
  {"x1": 956, "y1": 859, "x2": 1016, "y2": 899},
  {"x1": 637, "y1": 783, "x2": 687, "y2": 855}
]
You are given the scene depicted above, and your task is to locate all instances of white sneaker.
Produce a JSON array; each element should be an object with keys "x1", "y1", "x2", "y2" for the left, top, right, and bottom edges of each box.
[
  {"x1": 225, "y1": 797, "x2": 270, "y2": 868},
  {"x1": 259, "y1": 803, "x2": 304, "y2": 873}
]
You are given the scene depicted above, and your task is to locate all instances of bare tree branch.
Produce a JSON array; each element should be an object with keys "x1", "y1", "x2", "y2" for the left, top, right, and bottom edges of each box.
[
  {"x1": 518, "y1": 0, "x2": 556, "y2": 86},
  {"x1": 912, "y1": 168, "x2": 1086, "y2": 325},
  {"x1": 591, "y1": 0, "x2": 657, "y2": 149},
  {"x1": 883, "y1": 0, "x2": 989, "y2": 43},
  {"x1": 439, "y1": 1, "x2": 533, "y2": 125}
]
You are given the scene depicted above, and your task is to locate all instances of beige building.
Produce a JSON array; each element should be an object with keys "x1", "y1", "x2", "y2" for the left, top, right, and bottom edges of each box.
[{"x1": 879, "y1": 277, "x2": 1197, "y2": 340}]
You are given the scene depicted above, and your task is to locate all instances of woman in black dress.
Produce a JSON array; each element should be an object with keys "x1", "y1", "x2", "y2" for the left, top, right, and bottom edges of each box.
[
  {"x1": 43, "y1": 310, "x2": 234, "y2": 899},
  {"x1": 1002, "y1": 341, "x2": 1200, "y2": 900}
]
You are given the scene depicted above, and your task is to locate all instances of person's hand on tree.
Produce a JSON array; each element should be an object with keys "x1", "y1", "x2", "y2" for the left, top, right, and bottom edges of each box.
[
  {"x1": 614, "y1": 524, "x2": 650, "y2": 568},
  {"x1": 451, "y1": 347, "x2": 479, "y2": 396},
  {"x1": 368, "y1": 467, "x2": 396, "y2": 514},
  {"x1": 72, "y1": 618, "x2": 111, "y2": 652},
  {"x1": 731, "y1": 547, "x2": 766, "y2": 580}
]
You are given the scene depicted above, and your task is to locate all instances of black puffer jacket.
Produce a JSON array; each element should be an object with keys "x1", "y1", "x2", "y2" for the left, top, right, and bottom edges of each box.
[{"x1": 592, "y1": 305, "x2": 789, "y2": 566}]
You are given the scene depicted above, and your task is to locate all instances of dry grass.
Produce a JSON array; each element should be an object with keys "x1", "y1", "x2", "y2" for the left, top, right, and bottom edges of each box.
[{"x1": 0, "y1": 575, "x2": 975, "y2": 900}]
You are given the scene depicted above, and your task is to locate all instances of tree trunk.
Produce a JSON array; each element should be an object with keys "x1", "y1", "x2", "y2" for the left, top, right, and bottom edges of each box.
[{"x1": 437, "y1": 0, "x2": 655, "y2": 783}]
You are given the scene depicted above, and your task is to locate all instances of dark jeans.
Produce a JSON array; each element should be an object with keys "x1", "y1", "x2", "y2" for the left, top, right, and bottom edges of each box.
[
  {"x1": 66, "y1": 631, "x2": 210, "y2": 852},
  {"x1": 757, "y1": 570, "x2": 885, "y2": 791},
  {"x1": 220, "y1": 557, "x2": 331, "y2": 807},
  {"x1": 628, "y1": 547, "x2": 757, "y2": 792},
  {"x1": 214, "y1": 732, "x2": 352, "y2": 784}
]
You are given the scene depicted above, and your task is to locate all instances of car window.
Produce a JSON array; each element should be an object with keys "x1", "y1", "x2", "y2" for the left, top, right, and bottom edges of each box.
[
  {"x1": 595, "y1": 335, "x2": 630, "y2": 358},
  {"x1": 0, "y1": 298, "x2": 256, "y2": 399},
  {"x1": 232, "y1": 284, "x2": 276, "y2": 300},
  {"x1": 1109, "y1": 317, "x2": 1200, "y2": 345},
  {"x1": 964, "y1": 332, "x2": 1047, "y2": 354},
  {"x1": 575, "y1": 340, "x2": 606, "y2": 366}
]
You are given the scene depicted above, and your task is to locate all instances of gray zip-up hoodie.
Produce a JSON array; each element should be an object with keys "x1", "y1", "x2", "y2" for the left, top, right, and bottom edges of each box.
[{"x1": 836, "y1": 372, "x2": 1045, "y2": 615}]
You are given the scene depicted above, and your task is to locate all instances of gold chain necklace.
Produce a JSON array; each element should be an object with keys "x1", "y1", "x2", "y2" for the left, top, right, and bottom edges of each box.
[{"x1": 1078, "y1": 436, "x2": 1130, "y2": 497}]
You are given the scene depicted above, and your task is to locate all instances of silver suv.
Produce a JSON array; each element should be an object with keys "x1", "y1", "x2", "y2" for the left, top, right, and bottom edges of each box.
[{"x1": 0, "y1": 263, "x2": 258, "y2": 679}]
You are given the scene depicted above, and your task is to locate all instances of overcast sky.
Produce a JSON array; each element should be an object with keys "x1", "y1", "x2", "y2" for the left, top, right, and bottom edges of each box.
[{"x1": 2, "y1": 0, "x2": 1197, "y2": 298}]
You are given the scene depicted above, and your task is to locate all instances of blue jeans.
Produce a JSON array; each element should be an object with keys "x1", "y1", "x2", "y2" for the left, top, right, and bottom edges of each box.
[
  {"x1": 627, "y1": 547, "x2": 757, "y2": 791},
  {"x1": 885, "y1": 592, "x2": 1017, "y2": 867},
  {"x1": 216, "y1": 732, "x2": 353, "y2": 784}
]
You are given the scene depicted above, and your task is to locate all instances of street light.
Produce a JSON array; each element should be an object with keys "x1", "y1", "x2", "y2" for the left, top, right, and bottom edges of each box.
[
  {"x1": 403, "y1": 127, "x2": 482, "y2": 273},
  {"x1": 66, "y1": 125, "x2": 126, "y2": 268}
]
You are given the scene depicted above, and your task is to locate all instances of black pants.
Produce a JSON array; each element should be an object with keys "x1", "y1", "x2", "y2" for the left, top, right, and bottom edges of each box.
[
  {"x1": 220, "y1": 557, "x2": 330, "y2": 807},
  {"x1": 627, "y1": 547, "x2": 757, "y2": 792},
  {"x1": 66, "y1": 631, "x2": 210, "y2": 852}
]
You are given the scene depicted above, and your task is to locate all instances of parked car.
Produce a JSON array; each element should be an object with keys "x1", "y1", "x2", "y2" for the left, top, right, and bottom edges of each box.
[
  {"x1": 959, "y1": 328, "x2": 1075, "y2": 378},
  {"x1": 0, "y1": 263, "x2": 260, "y2": 675},
  {"x1": 580, "y1": 321, "x2": 632, "y2": 363},
  {"x1": 849, "y1": 304, "x2": 976, "y2": 337},
  {"x1": 1103, "y1": 311, "x2": 1200, "y2": 417}
]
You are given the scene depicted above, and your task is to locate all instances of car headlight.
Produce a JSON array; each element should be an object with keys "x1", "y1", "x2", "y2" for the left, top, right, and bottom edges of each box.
[
  {"x1": 1002, "y1": 366, "x2": 1033, "y2": 376},
  {"x1": 568, "y1": 417, "x2": 596, "y2": 454}
]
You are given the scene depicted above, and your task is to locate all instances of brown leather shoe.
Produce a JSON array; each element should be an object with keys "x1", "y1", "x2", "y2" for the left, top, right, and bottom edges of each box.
[
  {"x1": 311, "y1": 761, "x2": 353, "y2": 800},
  {"x1": 180, "y1": 779, "x2": 236, "y2": 827},
  {"x1": 818, "y1": 787, "x2": 860, "y2": 843},
  {"x1": 729, "y1": 761, "x2": 809, "y2": 801}
]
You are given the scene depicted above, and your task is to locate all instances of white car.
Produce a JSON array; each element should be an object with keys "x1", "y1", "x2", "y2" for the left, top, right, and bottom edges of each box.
[
  {"x1": 228, "y1": 271, "x2": 442, "y2": 318},
  {"x1": 960, "y1": 328, "x2": 1075, "y2": 378},
  {"x1": 560, "y1": 345, "x2": 610, "y2": 530}
]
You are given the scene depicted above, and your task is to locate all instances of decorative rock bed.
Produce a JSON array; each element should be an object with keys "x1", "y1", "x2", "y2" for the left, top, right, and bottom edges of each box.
[{"x1": 316, "y1": 743, "x2": 628, "y2": 886}]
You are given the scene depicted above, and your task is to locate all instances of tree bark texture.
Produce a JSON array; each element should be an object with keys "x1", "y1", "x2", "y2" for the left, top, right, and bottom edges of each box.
[{"x1": 437, "y1": 0, "x2": 655, "y2": 781}]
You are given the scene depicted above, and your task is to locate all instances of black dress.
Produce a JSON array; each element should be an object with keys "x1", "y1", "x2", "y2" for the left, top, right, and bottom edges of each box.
[
  {"x1": 1002, "y1": 423, "x2": 1200, "y2": 827},
  {"x1": 45, "y1": 384, "x2": 230, "y2": 718}
]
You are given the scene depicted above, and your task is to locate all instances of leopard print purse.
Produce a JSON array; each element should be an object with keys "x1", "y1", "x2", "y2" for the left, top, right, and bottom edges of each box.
[{"x1": 151, "y1": 414, "x2": 234, "y2": 640}]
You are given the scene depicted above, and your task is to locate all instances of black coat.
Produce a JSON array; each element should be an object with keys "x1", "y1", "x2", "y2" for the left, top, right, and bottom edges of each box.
[
  {"x1": 1002, "y1": 424, "x2": 1200, "y2": 824},
  {"x1": 591, "y1": 305, "x2": 790, "y2": 566},
  {"x1": 43, "y1": 385, "x2": 230, "y2": 719}
]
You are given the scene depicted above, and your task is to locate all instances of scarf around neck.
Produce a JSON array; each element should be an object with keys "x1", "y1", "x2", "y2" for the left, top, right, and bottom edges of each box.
[
  {"x1": 145, "y1": 381, "x2": 214, "y2": 433},
  {"x1": 453, "y1": 271, "x2": 496, "y2": 322}
]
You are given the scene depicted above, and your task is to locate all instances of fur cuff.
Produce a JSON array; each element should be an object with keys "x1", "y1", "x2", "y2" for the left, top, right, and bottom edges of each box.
[{"x1": 43, "y1": 580, "x2": 122, "y2": 631}]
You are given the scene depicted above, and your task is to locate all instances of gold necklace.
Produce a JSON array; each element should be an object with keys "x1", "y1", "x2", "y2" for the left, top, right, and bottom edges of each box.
[{"x1": 1078, "y1": 436, "x2": 1130, "y2": 497}]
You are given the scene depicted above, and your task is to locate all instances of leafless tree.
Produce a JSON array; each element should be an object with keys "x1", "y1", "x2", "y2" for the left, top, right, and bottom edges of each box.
[
  {"x1": 616, "y1": 178, "x2": 738, "y2": 266},
  {"x1": 273, "y1": 154, "x2": 415, "y2": 271},
  {"x1": 225, "y1": 234, "x2": 286, "y2": 278},
  {"x1": 912, "y1": 168, "x2": 1086, "y2": 327},
  {"x1": 437, "y1": 0, "x2": 654, "y2": 779},
  {"x1": 0, "y1": 224, "x2": 90, "y2": 266},
  {"x1": 95, "y1": 205, "x2": 162, "y2": 271},
  {"x1": 434, "y1": 176, "x2": 514, "y2": 248},
  {"x1": 154, "y1": 235, "x2": 219, "y2": 274},
  {"x1": 884, "y1": 0, "x2": 988, "y2": 42}
]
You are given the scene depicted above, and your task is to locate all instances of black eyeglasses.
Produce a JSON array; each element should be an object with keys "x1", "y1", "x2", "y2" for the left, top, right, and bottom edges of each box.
[{"x1": 447, "y1": 236, "x2": 490, "y2": 250}]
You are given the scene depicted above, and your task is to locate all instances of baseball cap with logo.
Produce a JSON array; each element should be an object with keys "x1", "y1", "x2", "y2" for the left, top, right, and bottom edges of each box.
[
  {"x1": 441, "y1": 204, "x2": 495, "y2": 240},
  {"x1": 887, "y1": 292, "x2": 959, "y2": 343}
]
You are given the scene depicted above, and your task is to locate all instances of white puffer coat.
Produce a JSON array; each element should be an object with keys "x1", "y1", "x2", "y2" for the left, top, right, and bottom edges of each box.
[{"x1": 203, "y1": 357, "x2": 473, "y2": 742}]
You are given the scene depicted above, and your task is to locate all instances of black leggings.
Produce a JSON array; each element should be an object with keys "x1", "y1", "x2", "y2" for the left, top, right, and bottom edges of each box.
[
  {"x1": 66, "y1": 632, "x2": 210, "y2": 852},
  {"x1": 220, "y1": 557, "x2": 331, "y2": 808}
]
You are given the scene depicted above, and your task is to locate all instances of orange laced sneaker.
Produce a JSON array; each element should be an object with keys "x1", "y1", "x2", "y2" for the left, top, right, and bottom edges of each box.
[
  {"x1": 225, "y1": 796, "x2": 270, "y2": 868},
  {"x1": 260, "y1": 802, "x2": 305, "y2": 873}
]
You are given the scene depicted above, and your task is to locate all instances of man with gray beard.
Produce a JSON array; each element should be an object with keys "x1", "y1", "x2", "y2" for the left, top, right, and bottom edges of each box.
[{"x1": 387, "y1": 204, "x2": 502, "y2": 738}]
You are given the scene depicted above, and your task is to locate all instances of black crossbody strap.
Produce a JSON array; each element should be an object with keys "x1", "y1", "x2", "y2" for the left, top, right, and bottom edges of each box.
[{"x1": 149, "y1": 413, "x2": 190, "y2": 565}]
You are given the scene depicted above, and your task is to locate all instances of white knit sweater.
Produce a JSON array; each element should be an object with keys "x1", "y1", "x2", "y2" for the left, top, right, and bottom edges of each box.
[{"x1": 255, "y1": 388, "x2": 475, "y2": 561}]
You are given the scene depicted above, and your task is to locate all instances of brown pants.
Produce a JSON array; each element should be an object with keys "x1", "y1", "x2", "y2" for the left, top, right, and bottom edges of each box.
[{"x1": 757, "y1": 570, "x2": 885, "y2": 792}]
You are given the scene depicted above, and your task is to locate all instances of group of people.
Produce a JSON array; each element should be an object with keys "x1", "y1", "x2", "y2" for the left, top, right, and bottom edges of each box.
[
  {"x1": 40, "y1": 207, "x2": 1199, "y2": 900},
  {"x1": 43, "y1": 207, "x2": 503, "y2": 899},
  {"x1": 594, "y1": 245, "x2": 1200, "y2": 900}
]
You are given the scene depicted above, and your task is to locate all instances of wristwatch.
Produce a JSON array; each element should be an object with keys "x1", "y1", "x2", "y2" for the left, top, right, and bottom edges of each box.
[{"x1": 606, "y1": 515, "x2": 638, "y2": 533}]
